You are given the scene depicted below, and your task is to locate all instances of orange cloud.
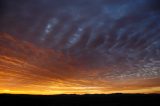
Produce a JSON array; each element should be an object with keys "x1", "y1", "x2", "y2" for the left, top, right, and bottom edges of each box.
[{"x1": 0, "y1": 32, "x2": 160, "y2": 95}]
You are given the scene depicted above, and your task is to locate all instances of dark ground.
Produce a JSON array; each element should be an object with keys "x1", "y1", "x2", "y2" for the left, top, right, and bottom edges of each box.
[{"x1": 0, "y1": 94, "x2": 160, "y2": 106}]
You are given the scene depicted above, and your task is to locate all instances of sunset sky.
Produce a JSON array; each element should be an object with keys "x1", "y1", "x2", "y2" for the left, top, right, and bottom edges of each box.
[{"x1": 0, "y1": 0, "x2": 160, "y2": 94}]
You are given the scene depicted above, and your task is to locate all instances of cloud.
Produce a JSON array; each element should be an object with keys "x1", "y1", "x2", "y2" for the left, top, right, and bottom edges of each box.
[
  {"x1": 0, "y1": 33, "x2": 160, "y2": 94},
  {"x1": 0, "y1": 0, "x2": 160, "y2": 94}
]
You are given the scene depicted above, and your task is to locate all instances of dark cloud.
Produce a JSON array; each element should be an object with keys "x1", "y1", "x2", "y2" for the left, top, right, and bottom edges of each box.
[{"x1": 0, "y1": 0, "x2": 160, "y2": 94}]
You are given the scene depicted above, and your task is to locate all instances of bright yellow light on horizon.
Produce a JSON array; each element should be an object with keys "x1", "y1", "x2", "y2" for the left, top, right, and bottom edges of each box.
[{"x1": 0, "y1": 87, "x2": 159, "y2": 95}]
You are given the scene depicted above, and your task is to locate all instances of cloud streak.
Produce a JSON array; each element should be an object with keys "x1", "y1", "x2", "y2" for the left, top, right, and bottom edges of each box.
[
  {"x1": 0, "y1": 33, "x2": 159, "y2": 94},
  {"x1": 0, "y1": 0, "x2": 160, "y2": 94}
]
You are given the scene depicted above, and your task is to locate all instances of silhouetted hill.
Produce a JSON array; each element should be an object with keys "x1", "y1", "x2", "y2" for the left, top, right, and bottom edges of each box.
[{"x1": 0, "y1": 94, "x2": 160, "y2": 106}]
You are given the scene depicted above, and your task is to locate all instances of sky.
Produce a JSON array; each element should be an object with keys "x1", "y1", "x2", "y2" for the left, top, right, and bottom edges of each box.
[{"x1": 0, "y1": 0, "x2": 160, "y2": 94}]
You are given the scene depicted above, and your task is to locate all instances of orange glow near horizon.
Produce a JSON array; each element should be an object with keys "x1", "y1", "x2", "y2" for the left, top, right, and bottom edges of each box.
[
  {"x1": 0, "y1": 87, "x2": 160, "y2": 95},
  {"x1": 0, "y1": 33, "x2": 160, "y2": 95}
]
